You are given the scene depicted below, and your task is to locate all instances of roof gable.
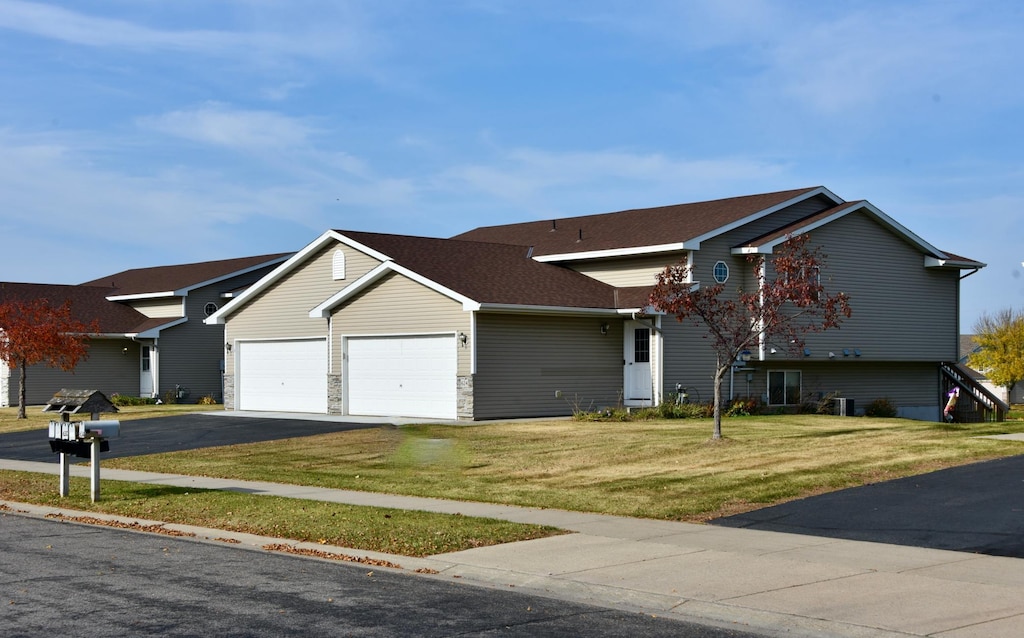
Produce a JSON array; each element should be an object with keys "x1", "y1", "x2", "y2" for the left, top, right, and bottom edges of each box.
[{"x1": 80, "y1": 253, "x2": 292, "y2": 299}]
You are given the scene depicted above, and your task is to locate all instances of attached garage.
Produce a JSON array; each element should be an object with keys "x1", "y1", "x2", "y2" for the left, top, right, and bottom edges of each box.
[
  {"x1": 346, "y1": 334, "x2": 457, "y2": 419},
  {"x1": 236, "y1": 338, "x2": 328, "y2": 413}
]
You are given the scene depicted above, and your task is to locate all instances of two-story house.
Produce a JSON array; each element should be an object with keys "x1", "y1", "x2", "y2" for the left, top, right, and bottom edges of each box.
[
  {"x1": 207, "y1": 186, "x2": 986, "y2": 422},
  {"x1": 1, "y1": 253, "x2": 290, "y2": 407}
]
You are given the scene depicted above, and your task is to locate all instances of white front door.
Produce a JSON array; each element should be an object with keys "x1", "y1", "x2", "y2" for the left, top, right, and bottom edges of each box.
[
  {"x1": 140, "y1": 345, "x2": 155, "y2": 397},
  {"x1": 624, "y1": 321, "x2": 652, "y2": 405}
]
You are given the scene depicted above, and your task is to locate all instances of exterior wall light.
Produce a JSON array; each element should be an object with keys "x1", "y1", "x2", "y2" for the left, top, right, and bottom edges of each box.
[{"x1": 600, "y1": 323, "x2": 609, "y2": 335}]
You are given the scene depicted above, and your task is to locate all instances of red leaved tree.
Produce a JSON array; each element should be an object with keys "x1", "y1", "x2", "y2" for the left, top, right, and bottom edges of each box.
[
  {"x1": 649, "y1": 234, "x2": 851, "y2": 439},
  {"x1": 0, "y1": 299, "x2": 99, "y2": 418}
]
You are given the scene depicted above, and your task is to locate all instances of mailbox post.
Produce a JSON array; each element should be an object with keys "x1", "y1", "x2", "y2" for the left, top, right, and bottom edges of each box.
[
  {"x1": 42, "y1": 390, "x2": 120, "y2": 502},
  {"x1": 47, "y1": 419, "x2": 120, "y2": 502}
]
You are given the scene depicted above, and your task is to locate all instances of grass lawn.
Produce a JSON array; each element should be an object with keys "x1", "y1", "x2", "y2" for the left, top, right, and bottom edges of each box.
[
  {"x1": 100, "y1": 413, "x2": 1024, "y2": 522},
  {"x1": 0, "y1": 471, "x2": 562, "y2": 557}
]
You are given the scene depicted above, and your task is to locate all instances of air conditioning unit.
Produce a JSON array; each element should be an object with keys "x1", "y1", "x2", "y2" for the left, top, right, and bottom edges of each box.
[{"x1": 833, "y1": 397, "x2": 855, "y2": 417}]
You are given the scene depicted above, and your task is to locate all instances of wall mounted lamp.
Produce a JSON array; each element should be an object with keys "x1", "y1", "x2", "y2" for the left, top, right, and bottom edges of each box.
[
  {"x1": 225, "y1": 342, "x2": 232, "y2": 352},
  {"x1": 458, "y1": 332, "x2": 468, "y2": 345},
  {"x1": 600, "y1": 323, "x2": 609, "y2": 336},
  {"x1": 122, "y1": 347, "x2": 129, "y2": 356}
]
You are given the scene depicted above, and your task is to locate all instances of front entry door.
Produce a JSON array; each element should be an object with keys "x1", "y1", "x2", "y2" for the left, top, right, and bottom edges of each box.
[
  {"x1": 140, "y1": 345, "x2": 155, "y2": 397},
  {"x1": 624, "y1": 321, "x2": 652, "y2": 405}
]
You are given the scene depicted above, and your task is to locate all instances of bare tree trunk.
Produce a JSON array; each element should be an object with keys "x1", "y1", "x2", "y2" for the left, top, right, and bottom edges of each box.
[
  {"x1": 17, "y1": 359, "x2": 27, "y2": 419},
  {"x1": 712, "y1": 360, "x2": 725, "y2": 440}
]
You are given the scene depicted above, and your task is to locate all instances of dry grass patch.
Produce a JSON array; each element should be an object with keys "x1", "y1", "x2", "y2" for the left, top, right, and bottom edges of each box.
[
  {"x1": 0, "y1": 470, "x2": 563, "y2": 557},
  {"x1": 105, "y1": 415, "x2": 1024, "y2": 521}
]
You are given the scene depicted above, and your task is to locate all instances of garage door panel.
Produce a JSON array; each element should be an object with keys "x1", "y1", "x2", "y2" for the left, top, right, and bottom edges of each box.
[
  {"x1": 238, "y1": 339, "x2": 327, "y2": 413},
  {"x1": 347, "y1": 335, "x2": 456, "y2": 419}
]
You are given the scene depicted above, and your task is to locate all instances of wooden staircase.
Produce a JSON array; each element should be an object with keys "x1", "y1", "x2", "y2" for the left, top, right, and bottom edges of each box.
[{"x1": 940, "y1": 362, "x2": 1008, "y2": 423}]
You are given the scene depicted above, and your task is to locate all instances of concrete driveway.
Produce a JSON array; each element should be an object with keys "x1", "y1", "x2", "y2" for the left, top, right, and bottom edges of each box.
[{"x1": 713, "y1": 454, "x2": 1024, "y2": 558}]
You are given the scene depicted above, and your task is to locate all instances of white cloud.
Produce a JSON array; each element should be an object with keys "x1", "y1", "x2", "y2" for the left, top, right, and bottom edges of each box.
[{"x1": 137, "y1": 103, "x2": 316, "y2": 150}]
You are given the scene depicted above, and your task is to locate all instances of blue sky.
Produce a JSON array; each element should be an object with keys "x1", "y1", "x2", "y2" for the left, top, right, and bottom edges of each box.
[{"x1": 1, "y1": 1, "x2": 1021, "y2": 330}]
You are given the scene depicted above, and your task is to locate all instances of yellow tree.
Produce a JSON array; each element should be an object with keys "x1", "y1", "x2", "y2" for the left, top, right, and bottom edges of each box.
[
  {"x1": 0, "y1": 299, "x2": 99, "y2": 418},
  {"x1": 969, "y1": 308, "x2": 1024, "y2": 403}
]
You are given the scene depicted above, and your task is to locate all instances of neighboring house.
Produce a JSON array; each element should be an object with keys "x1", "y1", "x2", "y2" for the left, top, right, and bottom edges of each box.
[
  {"x1": 1, "y1": 254, "x2": 290, "y2": 407},
  {"x1": 960, "y1": 334, "x2": 1024, "y2": 405},
  {"x1": 207, "y1": 186, "x2": 990, "y2": 422}
]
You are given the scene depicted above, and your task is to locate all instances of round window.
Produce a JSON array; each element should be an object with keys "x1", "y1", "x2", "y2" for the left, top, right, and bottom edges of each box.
[
  {"x1": 204, "y1": 302, "x2": 219, "y2": 317},
  {"x1": 713, "y1": 261, "x2": 729, "y2": 284}
]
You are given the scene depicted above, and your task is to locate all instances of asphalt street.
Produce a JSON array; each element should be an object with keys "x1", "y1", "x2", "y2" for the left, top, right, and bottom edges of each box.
[
  {"x1": 1, "y1": 514, "x2": 762, "y2": 638},
  {"x1": 0, "y1": 413, "x2": 381, "y2": 462},
  {"x1": 713, "y1": 454, "x2": 1024, "y2": 558}
]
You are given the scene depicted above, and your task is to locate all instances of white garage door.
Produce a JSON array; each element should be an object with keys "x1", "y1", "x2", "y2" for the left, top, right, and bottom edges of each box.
[
  {"x1": 347, "y1": 335, "x2": 457, "y2": 419},
  {"x1": 237, "y1": 339, "x2": 327, "y2": 413}
]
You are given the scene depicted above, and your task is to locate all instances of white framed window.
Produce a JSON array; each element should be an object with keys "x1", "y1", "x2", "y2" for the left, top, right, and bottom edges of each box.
[
  {"x1": 768, "y1": 370, "x2": 801, "y2": 405},
  {"x1": 332, "y1": 250, "x2": 346, "y2": 280},
  {"x1": 713, "y1": 261, "x2": 729, "y2": 284}
]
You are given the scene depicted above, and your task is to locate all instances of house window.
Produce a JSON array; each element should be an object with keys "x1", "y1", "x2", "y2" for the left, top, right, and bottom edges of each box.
[
  {"x1": 332, "y1": 250, "x2": 346, "y2": 280},
  {"x1": 713, "y1": 261, "x2": 729, "y2": 284},
  {"x1": 204, "y1": 302, "x2": 218, "y2": 317},
  {"x1": 141, "y1": 346, "x2": 151, "y2": 372},
  {"x1": 768, "y1": 370, "x2": 801, "y2": 405},
  {"x1": 634, "y1": 328, "x2": 650, "y2": 363}
]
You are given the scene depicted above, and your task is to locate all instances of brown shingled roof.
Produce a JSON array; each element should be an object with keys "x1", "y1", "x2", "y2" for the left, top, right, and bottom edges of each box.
[
  {"x1": 452, "y1": 187, "x2": 821, "y2": 257},
  {"x1": 79, "y1": 253, "x2": 292, "y2": 297},
  {"x1": 0, "y1": 282, "x2": 150, "y2": 334},
  {"x1": 341, "y1": 231, "x2": 629, "y2": 309}
]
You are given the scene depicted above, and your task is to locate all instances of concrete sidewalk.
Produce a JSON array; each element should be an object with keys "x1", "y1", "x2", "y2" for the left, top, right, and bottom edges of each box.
[{"x1": 3, "y1": 458, "x2": 1023, "y2": 638}]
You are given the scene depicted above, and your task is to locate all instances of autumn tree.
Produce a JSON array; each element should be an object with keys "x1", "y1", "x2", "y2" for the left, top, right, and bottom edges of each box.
[
  {"x1": 969, "y1": 308, "x2": 1024, "y2": 403},
  {"x1": 649, "y1": 234, "x2": 851, "y2": 439},
  {"x1": 0, "y1": 298, "x2": 99, "y2": 418}
]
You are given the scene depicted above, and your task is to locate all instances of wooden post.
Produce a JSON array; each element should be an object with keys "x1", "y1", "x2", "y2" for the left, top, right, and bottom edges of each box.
[
  {"x1": 59, "y1": 452, "x2": 70, "y2": 497},
  {"x1": 90, "y1": 438, "x2": 101, "y2": 502}
]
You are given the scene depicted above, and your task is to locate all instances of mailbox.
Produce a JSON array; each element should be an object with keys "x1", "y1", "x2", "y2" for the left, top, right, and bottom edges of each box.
[{"x1": 48, "y1": 420, "x2": 120, "y2": 457}]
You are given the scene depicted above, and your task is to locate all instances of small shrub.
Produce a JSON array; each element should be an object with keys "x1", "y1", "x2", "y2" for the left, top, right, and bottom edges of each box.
[
  {"x1": 197, "y1": 394, "x2": 218, "y2": 405},
  {"x1": 110, "y1": 394, "x2": 158, "y2": 407},
  {"x1": 864, "y1": 397, "x2": 898, "y2": 418},
  {"x1": 726, "y1": 397, "x2": 761, "y2": 417}
]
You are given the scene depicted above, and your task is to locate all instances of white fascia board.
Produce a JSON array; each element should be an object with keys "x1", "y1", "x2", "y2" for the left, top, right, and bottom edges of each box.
[
  {"x1": 131, "y1": 317, "x2": 188, "y2": 339},
  {"x1": 310, "y1": 262, "x2": 480, "y2": 318},
  {"x1": 107, "y1": 291, "x2": 176, "y2": 302},
  {"x1": 172, "y1": 255, "x2": 293, "y2": 297},
  {"x1": 477, "y1": 303, "x2": 627, "y2": 316},
  {"x1": 693, "y1": 186, "x2": 843, "y2": 248},
  {"x1": 206, "y1": 230, "x2": 364, "y2": 325},
  {"x1": 533, "y1": 242, "x2": 687, "y2": 263},
  {"x1": 925, "y1": 256, "x2": 987, "y2": 269},
  {"x1": 731, "y1": 201, "x2": 946, "y2": 258}
]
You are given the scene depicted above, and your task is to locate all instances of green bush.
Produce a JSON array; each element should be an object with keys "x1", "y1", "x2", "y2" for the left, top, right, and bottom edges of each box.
[
  {"x1": 110, "y1": 394, "x2": 158, "y2": 407},
  {"x1": 864, "y1": 397, "x2": 898, "y2": 418}
]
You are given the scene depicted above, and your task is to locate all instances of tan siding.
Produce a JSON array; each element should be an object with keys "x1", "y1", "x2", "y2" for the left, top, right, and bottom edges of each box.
[
  {"x1": 569, "y1": 254, "x2": 683, "y2": 287},
  {"x1": 224, "y1": 242, "x2": 382, "y2": 376},
  {"x1": 17, "y1": 339, "x2": 139, "y2": 405},
  {"x1": 128, "y1": 297, "x2": 184, "y2": 318},
  {"x1": 474, "y1": 313, "x2": 622, "y2": 419},
  {"x1": 331, "y1": 272, "x2": 470, "y2": 375}
]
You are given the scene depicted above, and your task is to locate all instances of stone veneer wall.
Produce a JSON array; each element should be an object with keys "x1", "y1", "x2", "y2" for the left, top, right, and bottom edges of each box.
[
  {"x1": 222, "y1": 375, "x2": 235, "y2": 410},
  {"x1": 457, "y1": 375, "x2": 474, "y2": 420},
  {"x1": 328, "y1": 374, "x2": 343, "y2": 414}
]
